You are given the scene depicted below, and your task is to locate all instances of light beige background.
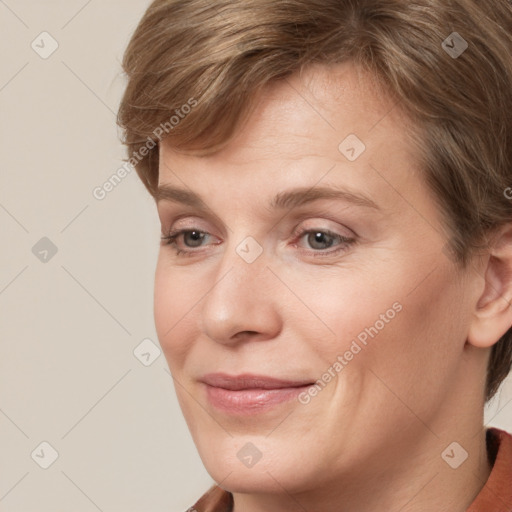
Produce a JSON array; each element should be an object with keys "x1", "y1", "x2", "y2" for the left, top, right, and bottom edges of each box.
[{"x1": 1, "y1": 1, "x2": 511, "y2": 511}]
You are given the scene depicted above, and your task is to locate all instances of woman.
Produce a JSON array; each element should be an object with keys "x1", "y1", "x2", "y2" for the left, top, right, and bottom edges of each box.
[{"x1": 117, "y1": 1, "x2": 512, "y2": 510}]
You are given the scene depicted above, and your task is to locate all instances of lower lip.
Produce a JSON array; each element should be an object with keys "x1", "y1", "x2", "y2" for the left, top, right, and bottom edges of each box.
[{"x1": 204, "y1": 384, "x2": 311, "y2": 415}]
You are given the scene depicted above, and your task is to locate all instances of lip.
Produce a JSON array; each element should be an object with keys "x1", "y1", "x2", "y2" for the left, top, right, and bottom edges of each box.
[{"x1": 200, "y1": 373, "x2": 314, "y2": 415}]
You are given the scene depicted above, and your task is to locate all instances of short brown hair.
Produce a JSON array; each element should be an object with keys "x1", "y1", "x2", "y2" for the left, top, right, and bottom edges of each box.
[{"x1": 117, "y1": 0, "x2": 512, "y2": 402}]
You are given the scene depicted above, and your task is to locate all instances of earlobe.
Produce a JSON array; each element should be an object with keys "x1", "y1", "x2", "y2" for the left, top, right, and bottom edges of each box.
[{"x1": 467, "y1": 223, "x2": 512, "y2": 348}]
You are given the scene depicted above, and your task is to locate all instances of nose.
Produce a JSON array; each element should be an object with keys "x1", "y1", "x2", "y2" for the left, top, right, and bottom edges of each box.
[{"x1": 199, "y1": 239, "x2": 282, "y2": 346}]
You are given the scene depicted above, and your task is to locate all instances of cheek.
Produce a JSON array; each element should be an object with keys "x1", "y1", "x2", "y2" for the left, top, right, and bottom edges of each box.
[
  {"x1": 290, "y1": 262, "x2": 459, "y2": 392},
  {"x1": 153, "y1": 260, "x2": 201, "y2": 368},
  {"x1": 356, "y1": 267, "x2": 468, "y2": 417},
  {"x1": 282, "y1": 268, "x2": 404, "y2": 362}
]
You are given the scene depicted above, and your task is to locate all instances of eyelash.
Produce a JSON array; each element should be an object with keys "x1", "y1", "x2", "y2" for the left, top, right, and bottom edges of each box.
[{"x1": 160, "y1": 227, "x2": 356, "y2": 258}]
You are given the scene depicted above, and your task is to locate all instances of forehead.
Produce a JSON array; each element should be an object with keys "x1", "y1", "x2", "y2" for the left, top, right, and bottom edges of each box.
[
  {"x1": 157, "y1": 62, "x2": 424, "y2": 214},
  {"x1": 160, "y1": 61, "x2": 415, "y2": 166}
]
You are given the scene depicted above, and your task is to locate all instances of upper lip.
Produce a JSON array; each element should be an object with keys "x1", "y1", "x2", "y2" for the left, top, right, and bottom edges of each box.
[{"x1": 200, "y1": 373, "x2": 314, "y2": 390}]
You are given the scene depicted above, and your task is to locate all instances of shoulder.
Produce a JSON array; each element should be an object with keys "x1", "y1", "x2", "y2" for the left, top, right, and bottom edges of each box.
[
  {"x1": 466, "y1": 427, "x2": 512, "y2": 512},
  {"x1": 188, "y1": 483, "x2": 233, "y2": 512}
]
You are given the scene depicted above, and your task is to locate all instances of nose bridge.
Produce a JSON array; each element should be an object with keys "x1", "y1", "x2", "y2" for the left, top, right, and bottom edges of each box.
[
  {"x1": 217, "y1": 231, "x2": 269, "y2": 289},
  {"x1": 199, "y1": 234, "x2": 281, "y2": 343}
]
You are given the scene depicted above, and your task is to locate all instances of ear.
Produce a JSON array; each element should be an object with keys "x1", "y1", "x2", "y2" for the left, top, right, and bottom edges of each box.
[{"x1": 467, "y1": 223, "x2": 512, "y2": 348}]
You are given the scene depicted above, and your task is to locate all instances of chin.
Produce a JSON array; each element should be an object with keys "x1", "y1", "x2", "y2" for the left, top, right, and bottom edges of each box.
[
  {"x1": 198, "y1": 437, "x2": 311, "y2": 494},
  {"x1": 208, "y1": 465, "x2": 302, "y2": 496}
]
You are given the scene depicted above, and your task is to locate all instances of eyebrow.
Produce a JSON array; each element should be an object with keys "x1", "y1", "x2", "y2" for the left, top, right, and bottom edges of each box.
[{"x1": 155, "y1": 184, "x2": 381, "y2": 211}]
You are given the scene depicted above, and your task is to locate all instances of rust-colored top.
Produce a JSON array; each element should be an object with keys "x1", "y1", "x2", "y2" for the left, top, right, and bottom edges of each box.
[
  {"x1": 189, "y1": 427, "x2": 512, "y2": 512},
  {"x1": 467, "y1": 427, "x2": 512, "y2": 511}
]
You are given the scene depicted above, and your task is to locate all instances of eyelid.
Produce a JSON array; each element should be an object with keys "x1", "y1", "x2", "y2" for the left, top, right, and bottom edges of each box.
[
  {"x1": 290, "y1": 216, "x2": 356, "y2": 238},
  {"x1": 163, "y1": 214, "x2": 208, "y2": 230},
  {"x1": 160, "y1": 212, "x2": 229, "y2": 241}
]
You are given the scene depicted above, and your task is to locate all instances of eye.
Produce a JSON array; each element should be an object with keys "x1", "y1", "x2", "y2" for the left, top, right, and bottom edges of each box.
[
  {"x1": 160, "y1": 228, "x2": 214, "y2": 256},
  {"x1": 303, "y1": 230, "x2": 338, "y2": 250},
  {"x1": 177, "y1": 230, "x2": 206, "y2": 248},
  {"x1": 293, "y1": 228, "x2": 356, "y2": 257},
  {"x1": 160, "y1": 226, "x2": 356, "y2": 258}
]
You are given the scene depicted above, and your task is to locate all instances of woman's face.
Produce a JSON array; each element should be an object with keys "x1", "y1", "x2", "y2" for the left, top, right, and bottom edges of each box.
[{"x1": 154, "y1": 63, "x2": 481, "y2": 495}]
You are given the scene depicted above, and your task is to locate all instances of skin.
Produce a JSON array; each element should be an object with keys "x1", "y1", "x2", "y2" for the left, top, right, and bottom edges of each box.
[{"x1": 153, "y1": 62, "x2": 512, "y2": 512}]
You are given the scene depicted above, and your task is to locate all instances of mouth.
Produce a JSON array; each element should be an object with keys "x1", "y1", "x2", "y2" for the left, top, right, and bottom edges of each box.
[{"x1": 199, "y1": 373, "x2": 315, "y2": 415}]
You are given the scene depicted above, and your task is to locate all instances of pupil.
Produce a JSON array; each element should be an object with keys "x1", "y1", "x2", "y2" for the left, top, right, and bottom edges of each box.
[
  {"x1": 186, "y1": 231, "x2": 204, "y2": 247},
  {"x1": 309, "y1": 231, "x2": 333, "y2": 249}
]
